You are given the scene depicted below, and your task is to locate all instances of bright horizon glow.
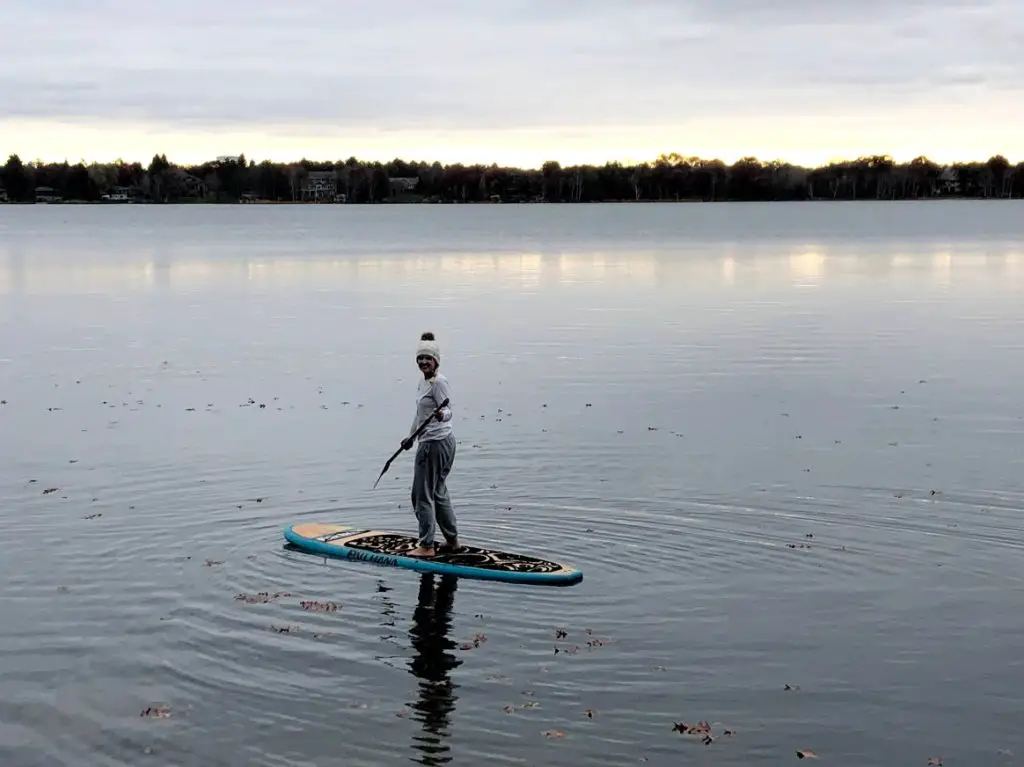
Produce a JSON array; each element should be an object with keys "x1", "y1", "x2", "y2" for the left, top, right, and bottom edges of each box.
[{"x1": 2, "y1": 114, "x2": 1021, "y2": 169}]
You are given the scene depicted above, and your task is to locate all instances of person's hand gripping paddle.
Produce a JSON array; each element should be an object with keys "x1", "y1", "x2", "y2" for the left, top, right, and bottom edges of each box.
[{"x1": 372, "y1": 397, "x2": 450, "y2": 489}]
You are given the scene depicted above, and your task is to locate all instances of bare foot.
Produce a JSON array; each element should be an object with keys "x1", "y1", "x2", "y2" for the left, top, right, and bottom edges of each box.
[{"x1": 407, "y1": 546, "x2": 436, "y2": 558}]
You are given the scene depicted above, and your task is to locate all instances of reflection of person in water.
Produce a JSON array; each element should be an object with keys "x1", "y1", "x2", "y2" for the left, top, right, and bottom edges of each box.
[{"x1": 407, "y1": 573, "x2": 462, "y2": 766}]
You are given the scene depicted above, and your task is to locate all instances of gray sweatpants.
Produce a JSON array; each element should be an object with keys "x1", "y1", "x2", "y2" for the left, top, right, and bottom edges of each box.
[{"x1": 412, "y1": 433, "x2": 458, "y2": 547}]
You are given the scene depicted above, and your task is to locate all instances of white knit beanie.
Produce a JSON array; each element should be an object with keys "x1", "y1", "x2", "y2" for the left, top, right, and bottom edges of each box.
[{"x1": 416, "y1": 331, "x2": 440, "y2": 364}]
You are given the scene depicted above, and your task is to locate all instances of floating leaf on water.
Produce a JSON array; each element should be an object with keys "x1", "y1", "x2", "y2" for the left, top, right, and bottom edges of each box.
[
  {"x1": 236, "y1": 592, "x2": 271, "y2": 603},
  {"x1": 300, "y1": 600, "x2": 339, "y2": 612},
  {"x1": 140, "y1": 706, "x2": 171, "y2": 719},
  {"x1": 542, "y1": 729, "x2": 566, "y2": 739},
  {"x1": 269, "y1": 624, "x2": 297, "y2": 633},
  {"x1": 927, "y1": 759, "x2": 942, "y2": 766},
  {"x1": 555, "y1": 628, "x2": 567, "y2": 639},
  {"x1": 203, "y1": 559, "x2": 223, "y2": 567},
  {"x1": 43, "y1": 487, "x2": 59, "y2": 495},
  {"x1": 796, "y1": 749, "x2": 819, "y2": 759},
  {"x1": 673, "y1": 721, "x2": 712, "y2": 736},
  {"x1": 502, "y1": 705, "x2": 515, "y2": 714},
  {"x1": 520, "y1": 701, "x2": 540, "y2": 709},
  {"x1": 235, "y1": 591, "x2": 291, "y2": 604},
  {"x1": 784, "y1": 684, "x2": 801, "y2": 691}
]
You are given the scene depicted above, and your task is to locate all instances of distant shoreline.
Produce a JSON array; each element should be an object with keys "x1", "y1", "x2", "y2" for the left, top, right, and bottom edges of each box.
[
  {"x1": 2, "y1": 151, "x2": 1021, "y2": 205},
  {"x1": 1, "y1": 197, "x2": 1019, "y2": 206},
  {"x1": 3, "y1": 194, "x2": 1020, "y2": 206}
]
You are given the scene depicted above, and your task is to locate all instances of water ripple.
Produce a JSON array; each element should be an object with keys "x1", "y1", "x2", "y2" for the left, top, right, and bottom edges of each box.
[{"x1": 3, "y1": 205, "x2": 1024, "y2": 766}]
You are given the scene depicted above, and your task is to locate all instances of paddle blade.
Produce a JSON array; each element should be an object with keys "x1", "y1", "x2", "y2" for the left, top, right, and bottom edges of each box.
[{"x1": 372, "y1": 448, "x2": 402, "y2": 489}]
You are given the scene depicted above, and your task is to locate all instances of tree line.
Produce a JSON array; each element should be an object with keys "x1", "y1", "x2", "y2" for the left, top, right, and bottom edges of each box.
[{"x1": 2, "y1": 151, "x2": 1021, "y2": 204}]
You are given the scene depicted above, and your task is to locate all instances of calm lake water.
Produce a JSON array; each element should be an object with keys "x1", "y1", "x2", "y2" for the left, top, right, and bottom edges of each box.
[{"x1": 1, "y1": 201, "x2": 1023, "y2": 766}]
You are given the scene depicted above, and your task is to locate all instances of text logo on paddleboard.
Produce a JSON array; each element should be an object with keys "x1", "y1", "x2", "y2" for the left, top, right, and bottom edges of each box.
[{"x1": 345, "y1": 548, "x2": 399, "y2": 567}]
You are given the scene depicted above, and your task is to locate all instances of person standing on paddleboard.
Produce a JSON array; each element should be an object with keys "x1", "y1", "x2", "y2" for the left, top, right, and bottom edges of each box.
[{"x1": 402, "y1": 332, "x2": 459, "y2": 558}]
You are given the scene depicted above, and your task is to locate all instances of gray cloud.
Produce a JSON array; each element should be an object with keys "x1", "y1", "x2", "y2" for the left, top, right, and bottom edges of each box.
[{"x1": 0, "y1": 0, "x2": 1021, "y2": 134}]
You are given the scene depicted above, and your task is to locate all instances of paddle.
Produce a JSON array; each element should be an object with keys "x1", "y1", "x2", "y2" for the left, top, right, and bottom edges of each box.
[{"x1": 372, "y1": 397, "x2": 450, "y2": 489}]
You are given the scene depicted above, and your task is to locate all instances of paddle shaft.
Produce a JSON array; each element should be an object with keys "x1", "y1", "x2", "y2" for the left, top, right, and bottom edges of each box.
[{"x1": 373, "y1": 397, "x2": 450, "y2": 488}]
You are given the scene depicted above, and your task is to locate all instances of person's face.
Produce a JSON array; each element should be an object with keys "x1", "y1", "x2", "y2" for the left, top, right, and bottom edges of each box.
[{"x1": 417, "y1": 354, "x2": 438, "y2": 377}]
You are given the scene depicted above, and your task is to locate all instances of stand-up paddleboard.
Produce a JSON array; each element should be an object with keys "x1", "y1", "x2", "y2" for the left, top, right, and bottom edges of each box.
[{"x1": 283, "y1": 523, "x2": 583, "y2": 586}]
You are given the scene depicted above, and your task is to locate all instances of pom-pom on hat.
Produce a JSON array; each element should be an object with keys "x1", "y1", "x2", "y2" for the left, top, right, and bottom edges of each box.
[{"x1": 416, "y1": 331, "x2": 440, "y2": 364}]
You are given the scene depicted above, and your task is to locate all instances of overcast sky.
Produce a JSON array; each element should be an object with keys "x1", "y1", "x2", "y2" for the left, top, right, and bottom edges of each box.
[{"x1": 1, "y1": 0, "x2": 1021, "y2": 167}]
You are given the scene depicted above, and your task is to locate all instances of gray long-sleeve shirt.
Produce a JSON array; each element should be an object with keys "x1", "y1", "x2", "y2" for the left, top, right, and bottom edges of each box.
[{"x1": 408, "y1": 373, "x2": 453, "y2": 442}]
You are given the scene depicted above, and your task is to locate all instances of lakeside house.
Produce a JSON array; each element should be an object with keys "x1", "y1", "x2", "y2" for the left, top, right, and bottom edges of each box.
[
  {"x1": 937, "y1": 167, "x2": 960, "y2": 195},
  {"x1": 35, "y1": 186, "x2": 62, "y2": 203},
  {"x1": 300, "y1": 171, "x2": 337, "y2": 202},
  {"x1": 389, "y1": 176, "x2": 419, "y2": 195},
  {"x1": 165, "y1": 169, "x2": 209, "y2": 200},
  {"x1": 100, "y1": 186, "x2": 133, "y2": 203}
]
